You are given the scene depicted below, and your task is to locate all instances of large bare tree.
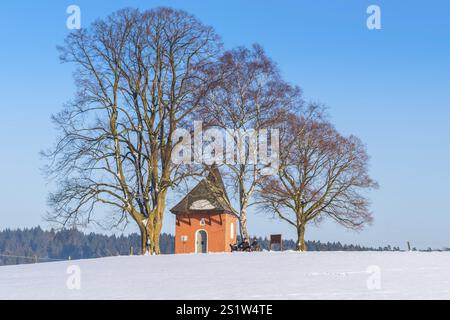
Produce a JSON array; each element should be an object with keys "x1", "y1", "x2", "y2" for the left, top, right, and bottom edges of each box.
[
  {"x1": 198, "y1": 45, "x2": 301, "y2": 240},
  {"x1": 258, "y1": 114, "x2": 378, "y2": 251},
  {"x1": 43, "y1": 8, "x2": 221, "y2": 254}
]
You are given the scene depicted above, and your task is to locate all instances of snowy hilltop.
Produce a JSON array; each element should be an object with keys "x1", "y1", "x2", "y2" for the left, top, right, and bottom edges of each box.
[{"x1": 1, "y1": 251, "x2": 450, "y2": 300}]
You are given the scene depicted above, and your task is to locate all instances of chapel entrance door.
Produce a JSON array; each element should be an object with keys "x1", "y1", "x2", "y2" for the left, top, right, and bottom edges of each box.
[{"x1": 196, "y1": 230, "x2": 208, "y2": 253}]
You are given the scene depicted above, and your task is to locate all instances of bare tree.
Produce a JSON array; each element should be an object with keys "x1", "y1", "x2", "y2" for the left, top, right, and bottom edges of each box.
[
  {"x1": 258, "y1": 113, "x2": 378, "y2": 251},
  {"x1": 43, "y1": 8, "x2": 221, "y2": 254},
  {"x1": 198, "y1": 45, "x2": 302, "y2": 240}
]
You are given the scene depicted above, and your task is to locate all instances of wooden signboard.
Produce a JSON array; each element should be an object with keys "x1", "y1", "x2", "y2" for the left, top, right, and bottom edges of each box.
[{"x1": 270, "y1": 234, "x2": 283, "y2": 251}]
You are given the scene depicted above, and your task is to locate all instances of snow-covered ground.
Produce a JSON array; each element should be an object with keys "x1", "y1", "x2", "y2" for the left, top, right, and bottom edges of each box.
[{"x1": 1, "y1": 251, "x2": 450, "y2": 300}]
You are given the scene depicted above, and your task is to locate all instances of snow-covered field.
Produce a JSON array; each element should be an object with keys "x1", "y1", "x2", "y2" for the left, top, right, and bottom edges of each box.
[{"x1": 1, "y1": 251, "x2": 450, "y2": 300}]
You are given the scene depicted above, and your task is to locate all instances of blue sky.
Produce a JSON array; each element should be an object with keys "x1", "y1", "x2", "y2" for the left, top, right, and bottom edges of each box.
[{"x1": 0, "y1": 1, "x2": 449, "y2": 249}]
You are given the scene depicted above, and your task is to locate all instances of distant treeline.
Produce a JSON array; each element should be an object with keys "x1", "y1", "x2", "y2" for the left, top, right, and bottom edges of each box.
[
  {"x1": 0, "y1": 227, "x2": 172, "y2": 266},
  {"x1": 0, "y1": 226, "x2": 416, "y2": 266}
]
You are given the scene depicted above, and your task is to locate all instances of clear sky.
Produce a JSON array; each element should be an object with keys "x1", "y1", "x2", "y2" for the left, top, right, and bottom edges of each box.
[{"x1": 0, "y1": 0, "x2": 449, "y2": 249}]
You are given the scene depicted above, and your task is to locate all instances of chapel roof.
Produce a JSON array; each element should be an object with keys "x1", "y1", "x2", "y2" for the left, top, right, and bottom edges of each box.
[{"x1": 170, "y1": 166, "x2": 233, "y2": 215}]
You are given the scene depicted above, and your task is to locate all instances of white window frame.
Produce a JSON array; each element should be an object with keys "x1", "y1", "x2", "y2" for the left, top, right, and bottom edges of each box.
[{"x1": 230, "y1": 222, "x2": 234, "y2": 240}]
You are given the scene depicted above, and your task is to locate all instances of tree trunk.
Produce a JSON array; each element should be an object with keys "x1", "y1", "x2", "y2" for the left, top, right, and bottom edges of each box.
[
  {"x1": 296, "y1": 223, "x2": 307, "y2": 252},
  {"x1": 150, "y1": 224, "x2": 162, "y2": 255},
  {"x1": 239, "y1": 208, "x2": 250, "y2": 242},
  {"x1": 141, "y1": 221, "x2": 161, "y2": 255},
  {"x1": 140, "y1": 227, "x2": 148, "y2": 255},
  {"x1": 238, "y1": 175, "x2": 250, "y2": 242},
  {"x1": 143, "y1": 190, "x2": 167, "y2": 255}
]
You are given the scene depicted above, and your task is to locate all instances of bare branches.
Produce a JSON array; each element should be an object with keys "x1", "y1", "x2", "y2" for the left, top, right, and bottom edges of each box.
[
  {"x1": 258, "y1": 113, "x2": 378, "y2": 251},
  {"x1": 44, "y1": 7, "x2": 221, "y2": 254},
  {"x1": 196, "y1": 45, "x2": 302, "y2": 239}
]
